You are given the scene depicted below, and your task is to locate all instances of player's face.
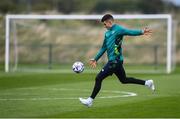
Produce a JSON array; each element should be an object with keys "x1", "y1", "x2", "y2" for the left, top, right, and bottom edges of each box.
[{"x1": 103, "y1": 20, "x2": 113, "y2": 29}]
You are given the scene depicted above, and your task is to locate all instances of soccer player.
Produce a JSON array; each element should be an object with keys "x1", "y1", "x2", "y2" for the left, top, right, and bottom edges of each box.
[{"x1": 79, "y1": 14, "x2": 155, "y2": 107}]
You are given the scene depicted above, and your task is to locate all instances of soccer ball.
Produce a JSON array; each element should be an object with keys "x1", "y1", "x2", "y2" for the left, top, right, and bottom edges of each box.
[{"x1": 72, "y1": 61, "x2": 84, "y2": 73}]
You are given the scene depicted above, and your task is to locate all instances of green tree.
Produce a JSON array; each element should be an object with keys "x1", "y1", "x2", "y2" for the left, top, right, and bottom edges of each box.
[
  {"x1": 137, "y1": 0, "x2": 165, "y2": 13},
  {"x1": 92, "y1": 0, "x2": 140, "y2": 13},
  {"x1": 0, "y1": 0, "x2": 16, "y2": 13}
]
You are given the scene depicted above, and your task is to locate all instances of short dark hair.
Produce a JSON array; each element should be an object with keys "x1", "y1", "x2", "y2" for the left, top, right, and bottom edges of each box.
[{"x1": 101, "y1": 14, "x2": 114, "y2": 22}]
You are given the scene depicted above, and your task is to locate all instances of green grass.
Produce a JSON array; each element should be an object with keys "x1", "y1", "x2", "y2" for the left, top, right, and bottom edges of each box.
[{"x1": 0, "y1": 67, "x2": 180, "y2": 118}]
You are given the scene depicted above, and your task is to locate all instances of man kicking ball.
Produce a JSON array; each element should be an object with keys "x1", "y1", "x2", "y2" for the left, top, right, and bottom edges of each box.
[{"x1": 79, "y1": 14, "x2": 155, "y2": 107}]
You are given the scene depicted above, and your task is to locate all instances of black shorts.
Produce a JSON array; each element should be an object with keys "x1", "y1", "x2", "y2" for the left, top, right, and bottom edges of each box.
[{"x1": 100, "y1": 60, "x2": 123, "y2": 76}]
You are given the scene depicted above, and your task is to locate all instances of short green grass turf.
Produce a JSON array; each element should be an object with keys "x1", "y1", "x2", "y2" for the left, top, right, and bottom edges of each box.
[{"x1": 0, "y1": 68, "x2": 180, "y2": 118}]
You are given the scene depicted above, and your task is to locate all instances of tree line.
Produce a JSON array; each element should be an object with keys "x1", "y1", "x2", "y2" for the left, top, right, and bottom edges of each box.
[{"x1": 0, "y1": 0, "x2": 179, "y2": 14}]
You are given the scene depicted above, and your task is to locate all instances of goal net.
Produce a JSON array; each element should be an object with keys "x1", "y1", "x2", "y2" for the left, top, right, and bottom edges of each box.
[{"x1": 5, "y1": 14, "x2": 175, "y2": 73}]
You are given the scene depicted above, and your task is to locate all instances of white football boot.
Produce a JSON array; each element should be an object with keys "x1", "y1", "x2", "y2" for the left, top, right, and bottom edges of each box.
[
  {"x1": 79, "y1": 97, "x2": 93, "y2": 107},
  {"x1": 145, "y1": 80, "x2": 155, "y2": 91}
]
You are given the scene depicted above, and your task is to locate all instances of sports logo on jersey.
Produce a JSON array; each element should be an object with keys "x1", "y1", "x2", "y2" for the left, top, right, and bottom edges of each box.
[{"x1": 111, "y1": 31, "x2": 115, "y2": 34}]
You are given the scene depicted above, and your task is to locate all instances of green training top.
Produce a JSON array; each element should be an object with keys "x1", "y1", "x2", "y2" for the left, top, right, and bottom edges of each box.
[{"x1": 94, "y1": 24, "x2": 143, "y2": 62}]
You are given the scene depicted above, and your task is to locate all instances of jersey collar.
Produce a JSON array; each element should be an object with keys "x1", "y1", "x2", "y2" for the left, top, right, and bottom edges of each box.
[{"x1": 109, "y1": 24, "x2": 116, "y2": 31}]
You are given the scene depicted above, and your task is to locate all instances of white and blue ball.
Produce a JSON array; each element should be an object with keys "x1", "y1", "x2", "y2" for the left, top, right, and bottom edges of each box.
[{"x1": 72, "y1": 61, "x2": 84, "y2": 73}]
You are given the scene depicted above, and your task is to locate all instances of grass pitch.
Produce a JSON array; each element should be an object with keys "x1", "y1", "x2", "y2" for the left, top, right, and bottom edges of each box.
[{"x1": 0, "y1": 67, "x2": 180, "y2": 118}]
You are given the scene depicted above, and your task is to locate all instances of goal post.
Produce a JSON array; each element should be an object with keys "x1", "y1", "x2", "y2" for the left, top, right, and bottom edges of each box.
[{"x1": 5, "y1": 14, "x2": 174, "y2": 73}]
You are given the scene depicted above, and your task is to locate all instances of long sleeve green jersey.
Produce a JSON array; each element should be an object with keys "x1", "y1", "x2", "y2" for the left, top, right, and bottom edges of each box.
[{"x1": 94, "y1": 24, "x2": 143, "y2": 62}]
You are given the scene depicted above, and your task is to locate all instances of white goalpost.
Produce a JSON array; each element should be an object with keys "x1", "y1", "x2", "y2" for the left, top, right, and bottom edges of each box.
[{"x1": 5, "y1": 14, "x2": 174, "y2": 73}]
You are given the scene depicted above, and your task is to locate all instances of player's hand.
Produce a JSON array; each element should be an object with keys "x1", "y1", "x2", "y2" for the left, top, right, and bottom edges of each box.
[
  {"x1": 89, "y1": 59, "x2": 97, "y2": 68},
  {"x1": 143, "y1": 27, "x2": 152, "y2": 36}
]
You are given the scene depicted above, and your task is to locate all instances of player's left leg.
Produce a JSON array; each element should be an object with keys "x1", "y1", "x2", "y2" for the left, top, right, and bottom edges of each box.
[
  {"x1": 114, "y1": 61, "x2": 145, "y2": 85},
  {"x1": 114, "y1": 61, "x2": 155, "y2": 90}
]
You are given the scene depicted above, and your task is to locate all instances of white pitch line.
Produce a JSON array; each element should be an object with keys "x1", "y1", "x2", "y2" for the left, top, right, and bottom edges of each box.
[{"x1": 0, "y1": 88, "x2": 137, "y2": 101}]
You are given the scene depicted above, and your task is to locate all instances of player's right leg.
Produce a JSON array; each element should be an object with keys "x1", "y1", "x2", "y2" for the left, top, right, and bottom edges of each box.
[
  {"x1": 79, "y1": 62, "x2": 113, "y2": 107},
  {"x1": 79, "y1": 97, "x2": 93, "y2": 107}
]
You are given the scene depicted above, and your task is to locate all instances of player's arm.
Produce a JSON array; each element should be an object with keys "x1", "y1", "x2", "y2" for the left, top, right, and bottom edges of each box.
[
  {"x1": 89, "y1": 38, "x2": 106, "y2": 68},
  {"x1": 89, "y1": 59, "x2": 97, "y2": 68},
  {"x1": 119, "y1": 26, "x2": 152, "y2": 36},
  {"x1": 142, "y1": 27, "x2": 152, "y2": 36}
]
